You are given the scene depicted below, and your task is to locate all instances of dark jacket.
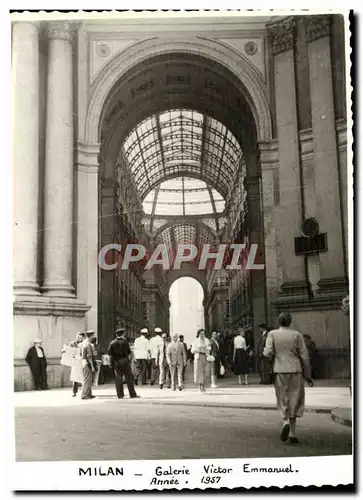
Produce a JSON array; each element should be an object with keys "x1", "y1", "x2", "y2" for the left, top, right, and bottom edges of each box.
[{"x1": 25, "y1": 346, "x2": 47, "y2": 371}]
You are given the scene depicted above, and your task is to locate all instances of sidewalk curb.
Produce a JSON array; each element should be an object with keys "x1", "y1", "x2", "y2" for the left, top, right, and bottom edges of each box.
[
  {"x1": 125, "y1": 398, "x2": 332, "y2": 413},
  {"x1": 331, "y1": 407, "x2": 352, "y2": 427}
]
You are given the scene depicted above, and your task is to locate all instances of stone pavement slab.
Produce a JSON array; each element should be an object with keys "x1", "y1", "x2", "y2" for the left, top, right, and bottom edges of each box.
[
  {"x1": 14, "y1": 382, "x2": 351, "y2": 413},
  {"x1": 331, "y1": 406, "x2": 352, "y2": 427}
]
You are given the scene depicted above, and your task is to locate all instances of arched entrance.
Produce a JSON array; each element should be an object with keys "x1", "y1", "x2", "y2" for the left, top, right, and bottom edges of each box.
[
  {"x1": 81, "y1": 37, "x2": 273, "y2": 353},
  {"x1": 169, "y1": 277, "x2": 205, "y2": 347}
]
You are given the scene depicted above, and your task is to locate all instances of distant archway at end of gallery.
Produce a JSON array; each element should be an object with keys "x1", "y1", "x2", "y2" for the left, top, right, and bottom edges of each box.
[{"x1": 169, "y1": 277, "x2": 205, "y2": 349}]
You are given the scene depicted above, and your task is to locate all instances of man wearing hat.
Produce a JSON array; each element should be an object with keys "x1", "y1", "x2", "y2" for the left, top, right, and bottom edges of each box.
[
  {"x1": 108, "y1": 326, "x2": 139, "y2": 399},
  {"x1": 25, "y1": 339, "x2": 48, "y2": 390},
  {"x1": 80, "y1": 330, "x2": 97, "y2": 399},
  {"x1": 148, "y1": 327, "x2": 163, "y2": 385},
  {"x1": 61, "y1": 332, "x2": 85, "y2": 397},
  {"x1": 133, "y1": 328, "x2": 149, "y2": 385}
]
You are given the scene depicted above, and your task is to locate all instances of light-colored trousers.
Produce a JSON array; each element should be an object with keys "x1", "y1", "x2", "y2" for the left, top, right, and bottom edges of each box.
[
  {"x1": 159, "y1": 361, "x2": 170, "y2": 385},
  {"x1": 169, "y1": 363, "x2": 183, "y2": 388},
  {"x1": 81, "y1": 364, "x2": 93, "y2": 399}
]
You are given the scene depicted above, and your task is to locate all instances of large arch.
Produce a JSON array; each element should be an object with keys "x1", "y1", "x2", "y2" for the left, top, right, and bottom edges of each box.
[
  {"x1": 90, "y1": 36, "x2": 271, "y2": 349},
  {"x1": 85, "y1": 37, "x2": 272, "y2": 145}
]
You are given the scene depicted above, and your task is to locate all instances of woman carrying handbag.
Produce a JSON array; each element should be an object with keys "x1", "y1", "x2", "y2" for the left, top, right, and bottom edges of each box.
[{"x1": 191, "y1": 329, "x2": 211, "y2": 393}]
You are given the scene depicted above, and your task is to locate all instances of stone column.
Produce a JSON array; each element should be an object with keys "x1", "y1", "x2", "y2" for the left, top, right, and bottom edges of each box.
[
  {"x1": 305, "y1": 15, "x2": 348, "y2": 297},
  {"x1": 76, "y1": 142, "x2": 100, "y2": 335},
  {"x1": 269, "y1": 18, "x2": 310, "y2": 301},
  {"x1": 12, "y1": 22, "x2": 40, "y2": 295},
  {"x1": 43, "y1": 22, "x2": 75, "y2": 297}
]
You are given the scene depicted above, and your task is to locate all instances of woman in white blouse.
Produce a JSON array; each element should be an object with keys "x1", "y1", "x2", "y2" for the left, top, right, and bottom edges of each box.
[
  {"x1": 191, "y1": 328, "x2": 211, "y2": 393},
  {"x1": 233, "y1": 327, "x2": 249, "y2": 385}
]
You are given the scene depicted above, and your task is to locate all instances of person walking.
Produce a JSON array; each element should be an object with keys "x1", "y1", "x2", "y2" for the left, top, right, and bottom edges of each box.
[
  {"x1": 133, "y1": 328, "x2": 149, "y2": 385},
  {"x1": 80, "y1": 330, "x2": 97, "y2": 400},
  {"x1": 62, "y1": 332, "x2": 85, "y2": 397},
  {"x1": 257, "y1": 324, "x2": 273, "y2": 384},
  {"x1": 25, "y1": 339, "x2": 48, "y2": 390},
  {"x1": 191, "y1": 329, "x2": 211, "y2": 393},
  {"x1": 157, "y1": 333, "x2": 171, "y2": 389},
  {"x1": 148, "y1": 327, "x2": 163, "y2": 385},
  {"x1": 166, "y1": 334, "x2": 187, "y2": 391},
  {"x1": 233, "y1": 327, "x2": 249, "y2": 385},
  {"x1": 303, "y1": 334, "x2": 319, "y2": 380},
  {"x1": 179, "y1": 335, "x2": 188, "y2": 383},
  {"x1": 209, "y1": 331, "x2": 220, "y2": 389},
  {"x1": 108, "y1": 326, "x2": 139, "y2": 399},
  {"x1": 264, "y1": 312, "x2": 313, "y2": 444}
]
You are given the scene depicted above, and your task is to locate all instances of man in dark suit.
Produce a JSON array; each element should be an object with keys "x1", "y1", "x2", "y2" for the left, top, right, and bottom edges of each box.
[
  {"x1": 25, "y1": 339, "x2": 48, "y2": 390},
  {"x1": 257, "y1": 324, "x2": 273, "y2": 384},
  {"x1": 108, "y1": 326, "x2": 140, "y2": 399}
]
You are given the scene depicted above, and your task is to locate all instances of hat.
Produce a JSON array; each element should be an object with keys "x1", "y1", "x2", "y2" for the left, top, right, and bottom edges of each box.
[
  {"x1": 116, "y1": 326, "x2": 126, "y2": 334},
  {"x1": 161, "y1": 333, "x2": 167, "y2": 338},
  {"x1": 140, "y1": 328, "x2": 148, "y2": 334},
  {"x1": 33, "y1": 339, "x2": 42, "y2": 344},
  {"x1": 154, "y1": 327, "x2": 162, "y2": 333}
]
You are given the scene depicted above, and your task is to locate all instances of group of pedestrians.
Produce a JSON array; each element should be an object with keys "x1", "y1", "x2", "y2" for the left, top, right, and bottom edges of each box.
[{"x1": 131, "y1": 327, "x2": 188, "y2": 391}]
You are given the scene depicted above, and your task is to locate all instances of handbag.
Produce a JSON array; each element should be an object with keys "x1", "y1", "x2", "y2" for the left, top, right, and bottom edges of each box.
[
  {"x1": 220, "y1": 363, "x2": 225, "y2": 376},
  {"x1": 207, "y1": 354, "x2": 215, "y2": 362}
]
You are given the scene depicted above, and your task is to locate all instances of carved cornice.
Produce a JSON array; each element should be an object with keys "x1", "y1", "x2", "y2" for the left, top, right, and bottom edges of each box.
[
  {"x1": 305, "y1": 15, "x2": 331, "y2": 43},
  {"x1": 47, "y1": 21, "x2": 79, "y2": 42},
  {"x1": 268, "y1": 17, "x2": 296, "y2": 56}
]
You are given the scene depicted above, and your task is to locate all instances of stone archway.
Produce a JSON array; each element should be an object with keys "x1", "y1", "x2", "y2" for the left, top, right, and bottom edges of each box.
[
  {"x1": 80, "y1": 36, "x2": 273, "y2": 348},
  {"x1": 84, "y1": 37, "x2": 272, "y2": 145}
]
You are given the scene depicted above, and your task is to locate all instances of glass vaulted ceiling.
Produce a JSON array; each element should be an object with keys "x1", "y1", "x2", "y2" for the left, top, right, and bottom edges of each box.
[
  {"x1": 143, "y1": 178, "x2": 225, "y2": 216},
  {"x1": 122, "y1": 109, "x2": 243, "y2": 201}
]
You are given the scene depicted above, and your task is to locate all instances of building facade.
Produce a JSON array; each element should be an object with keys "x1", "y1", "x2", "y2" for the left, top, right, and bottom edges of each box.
[{"x1": 12, "y1": 13, "x2": 350, "y2": 390}]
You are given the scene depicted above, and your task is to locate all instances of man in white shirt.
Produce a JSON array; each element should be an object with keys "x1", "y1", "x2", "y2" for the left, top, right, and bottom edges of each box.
[
  {"x1": 148, "y1": 327, "x2": 164, "y2": 385},
  {"x1": 133, "y1": 328, "x2": 149, "y2": 385}
]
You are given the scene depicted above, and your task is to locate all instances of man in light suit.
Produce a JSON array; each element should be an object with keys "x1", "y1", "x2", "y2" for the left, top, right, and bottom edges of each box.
[
  {"x1": 166, "y1": 333, "x2": 187, "y2": 391},
  {"x1": 157, "y1": 333, "x2": 171, "y2": 389},
  {"x1": 80, "y1": 330, "x2": 97, "y2": 400},
  {"x1": 264, "y1": 312, "x2": 313, "y2": 444}
]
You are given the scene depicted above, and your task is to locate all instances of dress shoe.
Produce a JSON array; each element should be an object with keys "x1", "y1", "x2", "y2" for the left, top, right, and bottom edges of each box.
[
  {"x1": 178, "y1": 386, "x2": 183, "y2": 391},
  {"x1": 288, "y1": 437, "x2": 299, "y2": 444},
  {"x1": 159, "y1": 384, "x2": 163, "y2": 389},
  {"x1": 130, "y1": 394, "x2": 140, "y2": 398},
  {"x1": 280, "y1": 423, "x2": 290, "y2": 442}
]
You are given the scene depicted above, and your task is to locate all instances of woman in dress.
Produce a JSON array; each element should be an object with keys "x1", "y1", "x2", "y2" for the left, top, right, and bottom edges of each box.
[
  {"x1": 191, "y1": 328, "x2": 211, "y2": 392},
  {"x1": 233, "y1": 327, "x2": 249, "y2": 385}
]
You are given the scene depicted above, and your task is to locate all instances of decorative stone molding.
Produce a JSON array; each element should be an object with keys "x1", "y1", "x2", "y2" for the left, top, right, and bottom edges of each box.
[
  {"x1": 13, "y1": 297, "x2": 91, "y2": 317},
  {"x1": 75, "y1": 142, "x2": 100, "y2": 174},
  {"x1": 86, "y1": 37, "x2": 272, "y2": 144},
  {"x1": 268, "y1": 18, "x2": 296, "y2": 55},
  {"x1": 244, "y1": 41, "x2": 258, "y2": 56},
  {"x1": 47, "y1": 21, "x2": 78, "y2": 42},
  {"x1": 305, "y1": 15, "x2": 331, "y2": 43}
]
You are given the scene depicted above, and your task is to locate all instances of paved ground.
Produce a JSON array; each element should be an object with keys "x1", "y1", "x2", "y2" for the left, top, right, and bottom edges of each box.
[
  {"x1": 14, "y1": 376, "x2": 351, "y2": 412},
  {"x1": 15, "y1": 401, "x2": 352, "y2": 462}
]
